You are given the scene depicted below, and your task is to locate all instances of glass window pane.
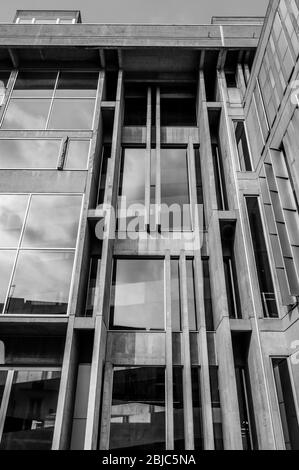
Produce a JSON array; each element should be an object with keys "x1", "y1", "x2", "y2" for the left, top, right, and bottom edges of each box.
[
  {"x1": 110, "y1": 259, "x2": 165, "y2": 330},
  {"x1": 12, "y1": 71, "x2": 57, "y2": 98},
  {"x1": 109, "y1": 367, "x2": 166, "y2": 451},
  {"x1": 1, "y1": 99, "x2": 50, "y2": 130},
  {"x1": 161, "y1": 148, "x2": 191, "y2": 231},
  {"x1": 0, "y1": 195, "x2": 29, "y2": 247},
  {"x1": 0, "y1": 71, "x2": 10, "y2": 106},
  {"x1": 0, "y1": 370, "x2": 8, "y2": 405},
  {"x1": 191, "y1": 367, "x2": 203, "y2": 449},
  {"x1": 0, "y1": 139, "x2": 61, "y2": 169},
  {"x1": 48, "y1": 99, "x2": 95, "y2": 130},
  {"x1": 234, "y1": 121, "x2": 252, "y2": 172},
  {"x1": 203, "y1": 259, "x2": 214, "y2": 331},
  {"x1": 22, "y1": 195, "x2": 82, "y2": 248},
  {"x1": 64, "y1": 140, "x2": 90, "y2": 170},
  {"x1": 0, "y1": 251, "x2": 16, "y2": 311},
  {"x1": 171, "y1": 259, "x2": 181, "y2": 331},
  {"x1": 209, "y1": 366, "x2": 224, "y2": 450},
  {"x1": 173, "y1": 367, "x2": 184, "y2": 449},
  {"x1": 0, "y1": 370, "x2": 61, "y2": 450},
  {"x1": 5, "y1": 251, "x2": 74, "y2": 315},
  {"x1": 55, "y1": 72, "x2": 98, "y2": 97}
]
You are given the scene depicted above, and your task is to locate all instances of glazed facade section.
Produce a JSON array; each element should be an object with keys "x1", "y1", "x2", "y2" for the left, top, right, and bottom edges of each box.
[{"x1": 0, "y1": 3, "x2": 298, "y2": 450}]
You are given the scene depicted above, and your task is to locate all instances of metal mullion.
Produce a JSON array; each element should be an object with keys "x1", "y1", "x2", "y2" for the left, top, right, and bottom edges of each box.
[
  {"x1": 45, "y1": 70, "x2": 60, "y2": 130},
  {"x1": 2, "y1": 194, "x2": 31, "y2": 314},
  {"x1": 0, "y1": 370, "x2": 14, "y2": 443}
]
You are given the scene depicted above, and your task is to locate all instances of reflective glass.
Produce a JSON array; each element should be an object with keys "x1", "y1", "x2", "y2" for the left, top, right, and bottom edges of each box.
[
  {"x1": 110, "y1": 259, "x2": 164, "y2": 330},
  {"x1": 186, "y1": 259, "x2": 197, "y2": 330},
  {"x1": 22, "y1": 195, "x2": 82, "y2": 248},
  {"x1": 0, "y1": 71, "x2": 10, "y2": 106},
  {"x1": 0, "y1": 370, "x2": 61, "y2": 450},
  {"x1": 173, "y1": 367, "x2": 184, "y2": 449},
  {"x1": 0, "y1": 251, "x2": 16, "y2": 312},
  {"x1": 191, "y1": 368, "x2": 203, "y2": 449},
  {"x1": 0, "y1": 139, "x2": 61, "y2": 169},
  {"x1": 161, "y1": 148, "x2": 191, "y2": 231},
  {"x1": 12, "y1": 71, "x2": 57, "y2": 98},
  {"x1": 55, "y1": 72, "x2": 98, "y2": 97},
  {"x1": 0, "y1": 195, "x2": 29, "y2": 247},
  {"x1": 48, "y1": 99, "x2": 95, "y2": 130},
  {"x1": 109, "y1": 367, "x2": 166, "y2": 451},
  {"x1": 64, "y1": 140, "x2": 90, "y2": 170},
  {"x1": 1, "y1": 99, "x2": 50, "y2": 129},
  {"x1": 6, "y1": 251, "x2": 74, "y2": 315},
  {"x1": 0, "y1": 371, "x2": 8, "y2": 404}
]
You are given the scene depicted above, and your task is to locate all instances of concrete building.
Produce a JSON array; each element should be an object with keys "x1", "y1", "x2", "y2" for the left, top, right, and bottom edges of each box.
[{"x1": 0, "y1": 1, "x2": 298, "y2": 451}]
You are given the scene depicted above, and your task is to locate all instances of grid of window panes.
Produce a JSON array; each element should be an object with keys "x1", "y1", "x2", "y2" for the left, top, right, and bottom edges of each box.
[
  {"x1": 1, "y1": 70, "x2": 99, "y2": 130},
  {"x1": 0, "y1": 193, "x2": 82, "y2": 315},
  {"x1": 258, "y1": 0, "x2": 298, "y2": 128},
  {"x1": 0, "y1": 138, "x2": 90, "y2": 170},
  {"x1": 0, "y1": 368, "x2": 61, "y2": 450}
]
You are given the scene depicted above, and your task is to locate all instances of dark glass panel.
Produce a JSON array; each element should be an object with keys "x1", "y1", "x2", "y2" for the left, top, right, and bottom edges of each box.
[
  {"x1": 209, "y1": 367, "x2": 224, "y2": 450},
  {"x1": 22, "y1": 195, "x2": 81, "y2": 248},
  {"x1": 48, "y1": 99, "x2": 95, "y2": 130},
  {"x1": 110, "y1": 259, "x2": 164, "y2": 331},
  {"x1": 55, "y1": 71, "x2": 98, "y2": 98},
  {"x1": 64, "y1": 140, "x2": 90, "y2": 170},
  {"x1": 203, "y1": 259, "x2": 214, "y2": 331},
  {"x1": 0, "y1": 251, "x2": 16, "y2": 312},
  {"x1": 246, "y1": 197, "x2": 278, "y2": 318},
  {"x1": 124, "y1": 84, "x2": 147, "y2": 126},
  {"x1": 12, "y1": 71, "x2": 57, "y2": 97},
  {"x1": 161, "y1": 148, "x2": 191, "y2": 231},
  {"x1": 5, "y1": 251, "x2": 74, "y2": 315},
  {"x1": 85, "y1": 257, "x2": 100, "y2": 317},
  {"x1": 171, "y1": 259, "x2": 181, "y2": 331},
  {"x1": 173, "y1": 367, "x2": 184, "y2": 450},
  {"x1": 0, "y1": 195, "x2": 29, "y2": 247},
  {"x1": 109, "y1": 367, "x2": 166, "y2": 451},
  {"x1": 0, "y1": 371, "x2": 8, "y2": 405},
  {"x1": 191, "y1": 368, "x2": 203, "y2": 450},
  {"x1": 1, "y1": 99, "x2": 51, "y2": 130},
  {"x1": 234, "y1": 121, "x2": 252, "y2": 171},
  {"x1": 0, "y1": 139, "x2": 61, "y2": 169},
  {"x1": 97, "y1": 145, "x2": 111, "y2": 205},
  {"x1": 0, "y1": 370, "x2": 61, "y2": 450},
  {"x1": 273, "y1": 358, "x2": 299, "y2": 450},
  {"x1": 235, "y1": 367, "x2": 252, "y2": 450},
  {"x1": 160, "y1": 85, "x2": 197, "y2": 126}
]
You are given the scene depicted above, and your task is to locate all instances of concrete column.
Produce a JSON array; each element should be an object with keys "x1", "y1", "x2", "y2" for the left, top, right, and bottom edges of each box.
[
  {"x1": 99, "y1": 362, "x2": 113, "y2": 449},
  {"x1": 84, "y1": 71, "x2": 124, "y2": 450},
  {"x1": 180, "y1": 251, "x2": 195, "y2": 450},
  {"x1": 165, "y1": 251, "x2": 174, "y2": 449},
  {"x1": 156, "y1": 86, "x2": 161, "y2": 229},
  {"x1": 145, "y1": 86, "x2": 151, "y2": 230},
  {"x1": 193, "y1": 253, "x2": 214, "y2": 449}
]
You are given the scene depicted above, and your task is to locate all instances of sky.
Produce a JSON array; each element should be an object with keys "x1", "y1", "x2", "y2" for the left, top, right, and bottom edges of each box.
[{"x1": 0, "y1": 0, "x2": 269, "y2": 24}]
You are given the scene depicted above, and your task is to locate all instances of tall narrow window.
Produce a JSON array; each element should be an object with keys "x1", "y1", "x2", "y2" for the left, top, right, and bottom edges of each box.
[
  {"x1": 203, "y1": 259, "x2": 214, "y2": 331},
  {"x1": 109, "y1": 367, "x2": 166, "y2": 451},
  {"x1": 170, "y1": 258, "x2": 197, "y2": 331},
  {"x1": 209, "y1": 367, "x2": 224, "y2": 450},
  {"x1": 0, "y1": 71, "x2": 11, "y2": 106},
  {"x1": 246, "y1": 197, "x2": 278, "y2": 318},
  {"x1": 212, "y1": 144, "x2": 228, "y2": 210},
  {"x1": 124, "y1": 84, "x2": 147, "y2": 126},
  {"x1": 272, "y1": 358, "x2": 299, "y2": 450},
  {"x1": 234, "y1": 121, "x2": 252, "y2": 172},
  {"x1": 110, "y1": 259, "x2": 164, "y2": 331},
  {"x1": 194, "y1": 147, "x2": 206, "y2": 230},
  {"x1": 161, "y1": 148, "x2": 191, "y2": 231},
  {"x1": 173, "y1": 367, "x2": 184, "y2": 449},
  {"x1": 191, "y1": 367, "x2": 203, "y2": 449}
]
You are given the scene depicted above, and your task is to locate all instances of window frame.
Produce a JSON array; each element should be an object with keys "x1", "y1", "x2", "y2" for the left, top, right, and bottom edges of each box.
[{"x1": 0, "y1": 192, "x2": 83, "y2": 317}]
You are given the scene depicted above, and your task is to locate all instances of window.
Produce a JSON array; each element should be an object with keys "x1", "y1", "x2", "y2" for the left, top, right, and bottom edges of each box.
[
  {"x1": 212, "y1": 144, "x2": 228, "y2": 211},
  {"x1": 0, "y1": 71, "x2": 11, "y2": 106},
  {"x1": 191, "y1": 367, "x2": 203, "y2": 449},
  {"x1": 234, "y1": 121, "x2": 252, "y2": 172},
  {"x1": 109, "y1": 259, "x2": 165, "y2": 330},
  {"x1": 225, "y1": 71, "x2": 237, "y2": 88},
  {"x1": 203, "y1": 259, "x2": 214, "y2": 331},
  {"x1": 109, "y1": 367, "x2": 166, "y2": 451},
  {"x1": 124, "y1": 84, "x2": 147, "y2": 126},
  {"x1": 170, "y1": 258, "x2": 197, "y2": 332},
  {"x1": 0, "y1": 369, "x2": 61, "y2": 450},
  {"x1": 1, "y1": 70, "x2": 98, "y2": 130},
  {"x1": 246, "y1": 197, "x2": 278, "y2": 318},
  {"x1": 0, "y1": 194, "x2": 82, "y2": 315},
  {"x1": 173, "y1": 367, "x2": 184, "y2": 449},
  {"x1": 272, "y1": 358, "x2": 299, "y2": 450},
  {"x1": 160, "y1": 84, "x2": 197, "y2": 126},
  {"x1": 161, "y1": 148, "x2": 191, "y2": 231},
  {"x1": 209, "y1": 367, "x2": 224, "y2": 450}
]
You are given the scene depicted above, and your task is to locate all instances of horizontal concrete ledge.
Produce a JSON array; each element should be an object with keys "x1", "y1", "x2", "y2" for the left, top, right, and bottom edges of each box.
[
  {"x1": 0, "y1": 24, "x2": 261, "y2": 48},
  {"x1": 0, "y1": 316, "x2": 68, "y2": 335},
  {"x1": 88, "y1": 209, "x2": 104, "y2": 220},
  {"x1": 101, "y1": 101, "x2": 116, "y2": 110},
  {"x1": 230, "y1": 319, "x2": 252, "y2": 331},
  {"x1": 74, "y1": 316, "x2": 96, "y2": 330}
]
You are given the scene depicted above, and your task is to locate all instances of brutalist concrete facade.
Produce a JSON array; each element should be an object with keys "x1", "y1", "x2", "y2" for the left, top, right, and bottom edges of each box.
[{"x1": 0, "y1": 1, "x2": 298, "y2": 451}]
